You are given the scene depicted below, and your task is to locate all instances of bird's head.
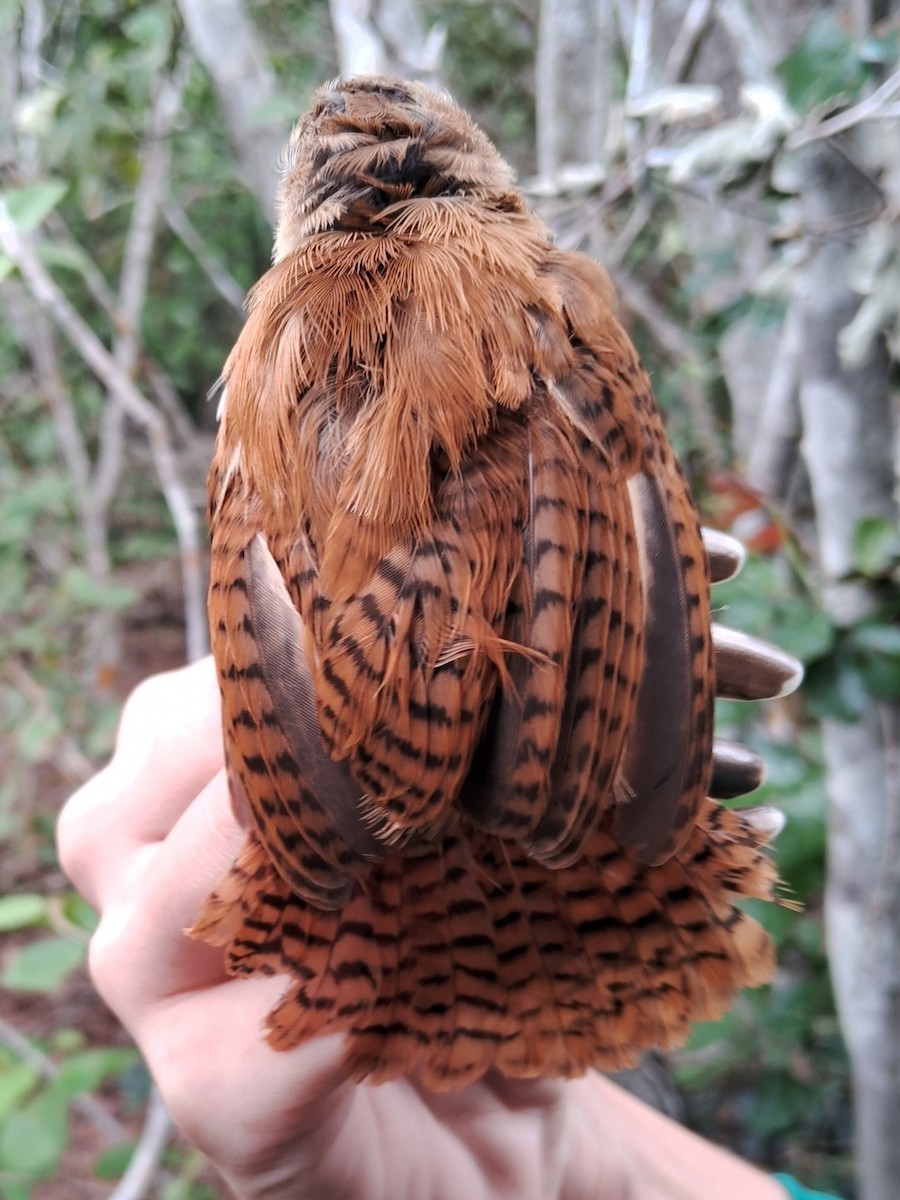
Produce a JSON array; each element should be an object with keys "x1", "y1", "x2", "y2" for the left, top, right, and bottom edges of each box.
[{"x1": 273, "y1": 75, "x2": 520, "y2": 258}]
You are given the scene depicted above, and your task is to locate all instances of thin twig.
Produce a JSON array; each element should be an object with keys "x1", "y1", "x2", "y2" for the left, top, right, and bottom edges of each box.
[
  {"x1": 45, "y1": 212, "x2": 120, "y2": 316},
  {"x1": 610, "y1": 193, "x2": 656, "y2": 267},
  {"x1": 789, "y1": 66, "x2": 900, "y2": 148},
  {"x1": 626, "y1": 0, "x2": 654, "y2": 105},
  {"x1": 6, "y1": 659, "x2": 95, "y2": 780},
  {"x1": 661, "y1": 0, "x2": 714, "y2": 86},
  {"x1": 109, "y1": 1088, "x2": 173, "y2": 1200},
  {"x1": 0, "y1": 214, "x2": 209, "y2": 663},
  {"x1": 95, "y1": 48, "x2": 195, "y2": 515},
  {"x1": 162, "y1": 199, "x2": 247, "y2": 314},
  {"x1": 714, "y1": 0, "x2": 774, "y2": 83},
  {"x1": 534, "y1": 0, "x2": 558, "y2": 182},
  {"x1": 615, "y1": 272, "x2": 723, "y2": 471},
  {"x1": 0, "y1": 1014, "x2": 128, "y2": 1144},
  {"x1": 745, "y1": 300, "x2": 801, "y2": 500}
]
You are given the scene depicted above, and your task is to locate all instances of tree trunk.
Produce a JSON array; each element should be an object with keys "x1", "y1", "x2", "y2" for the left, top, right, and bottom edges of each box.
[
  {"x1": 327, "y1": 0, "x2": 444, "y2": 85},
  {"x1": 795, "y1": 138, "x2": 900, "y2": 1200},
  {"x1": 535, "y1": 0, "x2": 613, "y2": 185},
  {"x1": 176, "y1": 0, "x2": 288, "y2": 220}
]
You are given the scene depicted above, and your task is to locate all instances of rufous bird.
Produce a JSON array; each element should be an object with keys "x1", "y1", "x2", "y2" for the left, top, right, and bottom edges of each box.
[{"x1": 193, "y1": 75, "x2": 802, "y2": 1090}]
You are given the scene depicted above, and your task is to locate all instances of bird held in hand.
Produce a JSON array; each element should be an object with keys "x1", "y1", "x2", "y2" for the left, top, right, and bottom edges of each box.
[{"x1": 193, "y1": 75, "x2": 798, "y2": 1091}]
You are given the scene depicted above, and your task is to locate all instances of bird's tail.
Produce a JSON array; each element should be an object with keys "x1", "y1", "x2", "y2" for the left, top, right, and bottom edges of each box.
[{"x1": 191, "y1": 798, "x2": 777, "y2": 1091}]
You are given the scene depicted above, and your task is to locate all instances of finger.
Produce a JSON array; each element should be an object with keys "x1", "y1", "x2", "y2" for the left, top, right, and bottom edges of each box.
[
  {"x1": 712, "y1": 624, "x2": 804, "y2": 701},
  {"x1": 739, "y1": 805, "x2": 786, "y2": 843},
  {"x1": 58, "y1": 659, "x2": 224, "y2": 903},
  {"x1": 702, "y1": 528, "x2": 747, "y2": 585},
  {"x1": 89, "y1": 767, "x2": 245, "y2": 1014},
  {"x1": 709, "y1": 738, "x2": 765, "y2": 799}
]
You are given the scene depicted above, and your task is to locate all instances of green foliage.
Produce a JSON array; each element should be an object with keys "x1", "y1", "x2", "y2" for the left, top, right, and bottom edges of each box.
[
  {"x1": 2, "y1": 938, "x2": 86, "y2": 993},
  {"x1": 852, "y1": 515, "x2": 900, "y2": 582},
  {"x1": 685, "y1": 546, "x2": 853, "y2": 1189},
  {"x1": 776, "y1": 15, "x2": 871, "y2": 111},
  {"x1": 0, "y1": 1039, "x2": 138, "y2": 1200}
]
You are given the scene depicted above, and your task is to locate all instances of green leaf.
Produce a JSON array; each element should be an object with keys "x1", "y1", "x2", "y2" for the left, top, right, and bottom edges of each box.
[
  {"x1": 853, "y1": 622, "x2": 900, "y2": 656},
  {"x1": 60, "y1": 893, "x2": 99, "y2": 935},
  {"x1": 852, "y1": 515, "x2": 900, "y2": 578},
  {"x1": 0, "y1": 1178, "x2": 34, "y2": 1200},
  {"x1": 776, "y1": 15, "x2": 866, "y2": 112},
  {"x1": 0, "y1": 1063, "x2": 39, "y2": 1125},
  {"x1": 58, "y1": 566, "x2": 136, "y2": 612},
  {"x1": 15, "y1": 711, "x2": 63, "y2": 764},
  {"x1": 858, "y1": 650, "x2": 900, "y2": 701},
  {"x1": 0, "y1": 895, "x2": 47, "y2": 932},
  {"x1": 770, "y1": 605, "x2": 834, "y2": 664},
  {"x1": 0, "y1": 1085, "x2": 68, "y2": 1176},
  {"x1": 1, "y1": 937, "x2": 85, "y2": 993},
  {"x1": 55, "y1": 1048, "x2": 138, "y2": 1098},
  {"x1": 94, "y1": 1140, "x2": 136, "y2": 1180},
  {"x1": 122, "y1": 8, "x2": 171, "y2": 46},
  {"x1": 0, "y1": 181, "x2": 69, "y2": 233}
]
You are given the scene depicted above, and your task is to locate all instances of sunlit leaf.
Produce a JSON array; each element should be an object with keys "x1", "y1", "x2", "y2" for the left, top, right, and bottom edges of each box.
[
  {"x1": 852, "y1": 516, "x2": 900, "y2": 578},
  {"x1": 1, "y1": 938, "x2": 85, "y2": 993},
  {"x1": 57, "y1": 567, "x2": 136, "y2": 612},
  {"x1": 94, "y1": 1140, "x2": 136, "y2": 1180},
  {"x1": 776, "y1": 15, "x2": 866, "y2": 111},
  {"x1": 60, "y1": 893, "x2": 99, "y2": 934},
  {"x1": 0, "y1": 895, "x2": 47, "y2": 932},
  {"x1": 15, "y1": 711, "x2": 64, "y2": 764},
  {"x1": 853, "y1": 622, "x2": 900, "y2": 657},
  {"x1": 56, "y1": 1048, "x2": 139, "y2": 1097},
  {"x1": 0, "y1": 1085, "x2": 68, "y2": 1175},
  {"x1": 0, "y1": 1063, "x2": 39, "y2": 1125},
  {"x1": 0, "y1": 181, "x2": 68, "y2": 233}
]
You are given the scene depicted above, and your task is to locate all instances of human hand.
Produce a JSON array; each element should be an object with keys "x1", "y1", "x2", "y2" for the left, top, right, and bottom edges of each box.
[{"x1": 57, "y1": 658, "x2": 633, "y2": 1200}]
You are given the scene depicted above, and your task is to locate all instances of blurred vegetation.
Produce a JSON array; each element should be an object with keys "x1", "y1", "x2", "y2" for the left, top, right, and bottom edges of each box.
[{"x1": 1, "y1": 1, "x2": 899, "y2": 1196}]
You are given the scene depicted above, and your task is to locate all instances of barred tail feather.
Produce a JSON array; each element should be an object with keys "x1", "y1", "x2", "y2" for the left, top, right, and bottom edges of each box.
[{"x1": 193, "y1": 802, "x2": 777, "y2": 1090}]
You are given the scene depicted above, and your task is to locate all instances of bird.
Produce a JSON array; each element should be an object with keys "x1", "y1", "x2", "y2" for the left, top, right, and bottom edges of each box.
[{"x1": 192, "y1": 75, "x2": 802, "y2": 1091}]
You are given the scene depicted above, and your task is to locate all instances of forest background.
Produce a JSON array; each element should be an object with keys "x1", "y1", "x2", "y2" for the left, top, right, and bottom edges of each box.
[{"x1": 1, "y1": 0, "x2": 899, "y2": 1197}]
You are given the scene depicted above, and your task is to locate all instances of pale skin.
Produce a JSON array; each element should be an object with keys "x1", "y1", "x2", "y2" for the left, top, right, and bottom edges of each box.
[{"x1": 57, "y1": 659, "x2": 787, "y2": 1200}]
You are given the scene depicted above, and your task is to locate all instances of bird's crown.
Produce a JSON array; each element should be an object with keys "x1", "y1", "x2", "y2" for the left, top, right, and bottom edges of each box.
[{"x1": 273, "y1": 75, "x2": 519, "y2": 257}]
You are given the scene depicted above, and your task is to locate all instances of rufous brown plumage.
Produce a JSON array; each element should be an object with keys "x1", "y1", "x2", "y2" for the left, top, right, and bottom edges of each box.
[{"x1": 193, "y1": 75, "x2": 798, "y2": 1090}]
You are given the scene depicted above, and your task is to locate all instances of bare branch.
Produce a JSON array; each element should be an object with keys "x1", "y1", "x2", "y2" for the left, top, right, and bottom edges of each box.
[
  {"x1": 95, "y1": 49, "x2": 194, "y2": 510},
  {"x1": 45, "y1": 212, "x2": 120, "y2": 315},
  {"x1": 117, "y1": 49, "x2": 194, "y2": 372},
  {"x1": 714, "y1": 0, "x2": 775, "y2": 82},
  {"x1": 661, "y1": 0, "x2": 715, "y2": 87},
  {"x1": 5, "y1": 659, "x2": 95, "y2": 781},
  {"x1": 789, "y1": 66, "x2": 900, "y2": 148},
  {"x1": 0, "y1": 7, "x2": 17, "y2": 171},
  {"x1": 626, "y1": 0, "x2": 655, "y2": 105},
  {"x1": 535, "y1": 0, "x2": 559, "y2": 182},
  {"x1": 17, "y1": 0, "x2": 46, "y2": 177},
  {"x1": 0, "y1": 1014, "x2": 128, "y2": 1144},
  {"x1": 109, "y1": 1089, "x2": 173, "y2": 1200},
  {"x1": 614, "y1": 272, "x2": 723, "y2": 471},
  {"x1": 143, "y1": 355, "x2": 207, "y2": 449},
  {"x1": 162, "y1": 199, "x2": 247, "y2": 315},
  {"x1": 534, "y1": 0, "x2": 614, "y2": 187},
  {"x1": 745, "y1": 302, "x2": 802, "y2": 501},
  {"x1": 176, "y1": 0, "x2": 288, "y2": 220},
  {"x1": 0, "y1": 215, "x2": 209, "y2": 663},
  {"x1": 3, "y1": 285, "x2": 91, "y2": 492},
  {"x1": 328, "y1": 0, "x2": 444, "y2": 82}
]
